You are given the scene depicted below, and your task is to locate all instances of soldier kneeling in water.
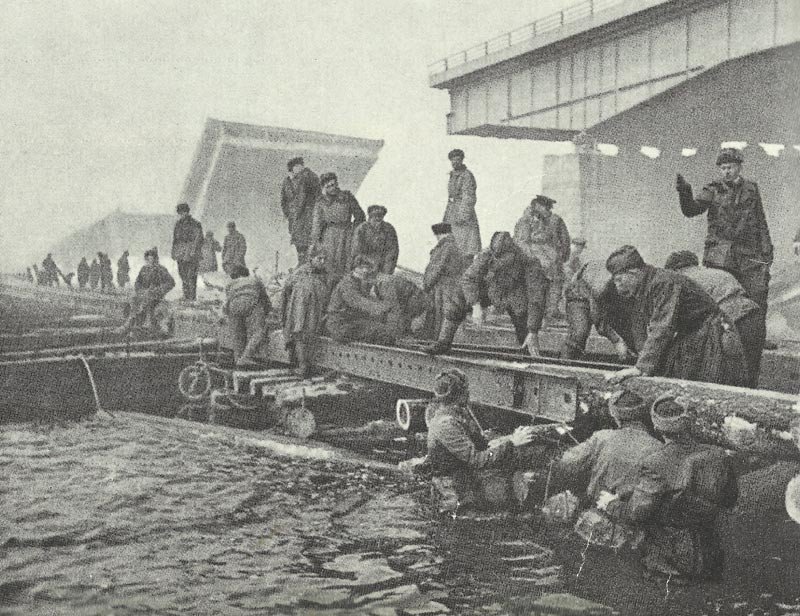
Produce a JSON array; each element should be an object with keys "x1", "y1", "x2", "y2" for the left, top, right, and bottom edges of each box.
[{"x1": 411, "y1": 368, "x2": 540, "y2": 516}]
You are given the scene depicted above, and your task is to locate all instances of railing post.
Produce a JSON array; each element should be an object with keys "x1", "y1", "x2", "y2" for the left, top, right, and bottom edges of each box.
[
  {"x1": 463, "y1": 50, "x2": 468, "y2": 64},
  {"x1": 485, "y1": 41, "x2": 489, "y2": 56},
  {"x1": 560, "y1": 10, "x2": 565, "y2": 25},
  {"x1": 444, "y1": 58, "x2": 448, "y2": 72},
  {"x1": 531, "y1": 21, "x2": 537, "y2": 37}
]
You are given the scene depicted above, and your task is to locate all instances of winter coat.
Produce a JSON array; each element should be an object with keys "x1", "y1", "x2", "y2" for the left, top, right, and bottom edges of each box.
[
  {"x1": 134, "y1": 263, "x2": 175, "y2": 300},
  {"x1": 281, "y1": 263, "x2": 330, "y2": 343},
  {"x1": 311, "y1": 190, "x2": 365, "y2": 279},
  {"x1": 281, "y1": 168, "x2": 321, "y2": 249},
  {"x1": 513, "y1": 206, "x2": 571, "y2": 281},
  {"x1": 116, "y1": 254, "x2": 130, "y2": 287},
  {"x1": 77, "y1": 259, "x2": 90, "y2": 288},
  {"x1": 198, "y1": 237, "x2": 221, "y2": 273},
  {"x1": 351, "y1": 220, "x2": 399, "y2": 274},
  {"x1": 222, "y1": 230, "x2": 247, "y2": 273},
  {"x1": 423, "y1": 234, "x2": 470, "y2": 333},
  {"x1": 171, "y1": 216, "x2": 204, "y2": 263},
  {"x1": 445, "y1": 166, "x2": 482, "y2": 255}
]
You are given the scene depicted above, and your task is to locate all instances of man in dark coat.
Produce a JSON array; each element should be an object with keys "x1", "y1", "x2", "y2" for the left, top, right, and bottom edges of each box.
[
  {"x1": 117, "y1": 250, "x2": 130, "y2": 288},
  {"x1": 89, "y1": 258, "x2": 101, "y2": 291},
  {"x1": 281, "y1": 157, "x2": 321, "y2": 265},
  {"x1": 118, "y1": 248, "x2": 175, "y2": 334},
  {"x1": 171, "y1": 202, "x2": 204, "y2": 301},
  {"x1": 423, "y1": 223, "x2": 470, "y2": 339},
  {"x1": 665, "y1": 250, "x2": 765, "y2": 388},
  {"x1": 604, "y1": 245, "x2": 747, "y2": 386},
  {"x1": 77, "y1": 257, "x2": 90, "y2": 290},
  {"x1": 423, "y1": 368, "x2": 536, "y2": 514},
  {"x1": 222, "y1": 221, "x2": 247, "y2": 276},
  {"x1": 426, "y1": 231, "x2": 547, "y2": 357},
  {"x1": 617, "y1": 395, "x2": 738, "y2": 584},
  {"x1": 325, "y1": 255, "x2": 394, "y2": 344},
  {"x1": 282, "y1": 245, "x2": 330, "y2": 378},
  {"x1": 41, "y1": 253, "x2": 62, "y2": 287},
  {"x1": 676, "y1": 147, "x2": 773, "y2": 311},
  {"x1": 373, "y1": 272, "x2": 429, "y2": 339},
  {"x1": 351, "y1": 205, "x2": 399, "y2": 274},
  {"x1": 198, "y1": 232, "x2": 221, "y2": 274},
  {"x1": 98, "y1": 252, "x2": 114, "y2": 293},
  {"x1": 311, "y1": 172, "x2": 366, "y2": 283},
  {"x1": 513, "y1": 195, "x2": 571, "y2": 320},
  {"x1": 444, "y1": 149, "x2": 481, "y2": 256}
]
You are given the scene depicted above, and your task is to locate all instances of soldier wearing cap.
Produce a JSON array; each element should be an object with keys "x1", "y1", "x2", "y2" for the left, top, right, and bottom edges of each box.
[
  {"x1": 351, "y1": 205, "x2": 399, "y2": 274},
  {"x1": 605, "y1": 245, "x2": 747, "y2": 386},
  {"x1": 621, "y1": 395, "x2": 738, "y2": 584},
  {"x1": 281, "y1": 156, "x2": 321, "y2": 264},
  {"x1": 424, "y1": 368, "x2": 536, "y2": 513},
  {"x1": 325, "y1": 254, "x2": 395, "y2": 344},
  {"x1": 444, "y1": 149, "x2": 482, "y2": 256},
  {"x1": 171, "y1": 203, "x2": 204, "y2": 301},
  {"x1": 222, "y1": 221, "x2": 248, "y2": 276},
  {"x1": 665, "y1": 250, "x2": 764, "y2": 387},
  {"x1": 513, "y1": 195, "x2": 571, "y2": 320},
  {"x1": 423, "y1": 222, "x2": 470, "y2": 339},
  {"x1": 676, "y1": 147, "x2": 773, "y2": 312},
  {"x1": 311, "y1": 172, "x2": 366, "y2": 282},
  {"x1": 118, "y1": 248, "x2": 175, "y2": 335}
]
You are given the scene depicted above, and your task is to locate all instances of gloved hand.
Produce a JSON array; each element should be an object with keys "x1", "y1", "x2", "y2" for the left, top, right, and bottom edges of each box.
[
  {"x1": 676, "y1": 173, "x2": 690, "y2": 193},
  {"x1": 520, "y1": 332, "x2": 540, "y2": 357},
  {"x1": 508, "y1": 425, "x2": 537, "y2": 447},
  {"x1": 596, "y1": 490, "x2": 618, "y2": 511},
  {"x1": 613, "y1": 340, "x2": 630, "y2": 361}
]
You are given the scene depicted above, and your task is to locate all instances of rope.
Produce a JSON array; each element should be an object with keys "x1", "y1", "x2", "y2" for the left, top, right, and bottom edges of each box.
[{"x1": 78, "y1": 354, "x2": 114, "y2": 418}]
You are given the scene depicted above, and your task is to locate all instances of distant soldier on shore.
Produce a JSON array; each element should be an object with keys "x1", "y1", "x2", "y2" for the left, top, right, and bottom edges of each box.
[
  {"x1": 117, "y1": 250, "x2": 130, "y2": 288},
  {"x1": 222, "y1": 221, "x2": 247, "y2": 276},
  {"x1": 89, "y1": 257, "x2": 101, "y2": 291},
  {"x1": 281, "y1": 157, "x2": 321, "y2": 265},
  {"x1": 351, "y1": 205, "x2": 399, "y2": 275},
  {"x1": 41, "y1": 253, "x2": 62, "y2": 287},
  {"x1": 444, "y1": 149, "x2": 481, "y2": 257},
  {"x1": 77, "y1": 257, "x2": 90, "y2": 290},
  {"x1": 171, "y1": 202, "x2": 204, "y2": 301},
  {"x1": 98, "y1": 252, "x2": 114, "y2": 293}
]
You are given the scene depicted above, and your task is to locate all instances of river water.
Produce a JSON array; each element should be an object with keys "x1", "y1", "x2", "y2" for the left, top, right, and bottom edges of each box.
[{"x1": 2, "y1": 412, "x2": 799, "y2": 616}]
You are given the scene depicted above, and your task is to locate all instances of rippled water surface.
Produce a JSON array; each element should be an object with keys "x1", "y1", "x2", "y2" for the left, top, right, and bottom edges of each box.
[{"x1": 2, "y1": 412, "x2": 799, "y2": 615}]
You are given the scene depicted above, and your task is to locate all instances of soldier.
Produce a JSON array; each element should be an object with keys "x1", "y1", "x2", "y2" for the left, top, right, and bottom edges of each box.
[
  {"x1": 198, "y1": 232, "x2": 221, "y2": 274},
  {"x1": 560, "y1": 260, "x2": 632, "y2": 361},
  {"x1": 41, "y1": 253, "x2": 62, "y2": 287},
  {"x1": 566, "y1": 236, "x2": 587, "y2": 280},
  {"x1": 351, "y1": 205, "x2": 399, "y2": 274},
  {"x1": 281, "y1": 156, "x2": 321, "y2": 264},
  {"x1": 373, "y1": 272, "x2": 429, "y2": 339},
  {"x1": 423, "y1": 222, "x2": 469, "y2": 339},
  {"x1": 171, "y1": 202, "x2": 204, "y2": 301},
  {"x1": 665, "y1": 250, "x2": 765, "y2": 388},
  {"x1": 88, "y1": 257, "x2": 101, "y2": 291},
  {"x1": 676, "y1": 147, "x2": 772, "y2": 311},
  {"x1": 282, "y1": 245, "x2": 330, "y2": 378},
  {"x1": 423, "y1": 368, "x2": 536, "y2": 514},
  {"x1": 77, "y1": 257, "x2": 90, "y2": 290},
  {"x1": 554, "y1": 390, "x2": 661, "y2": 548},
  {"x1": 444, "y1": 149, "x2": 481, "y2": 256},
  {"x1": 425, "y1": 231, "x2": 547, "y2": 357},
  {"x1": 325, "y1": 255, "x2": 394, "y2": 344},
  {"x1": 605, "y1": 245, "x2": 747, "y2": 386},
  {"x1": 621, "y1": 395, "x2": 739, "y2": 584},
  {"x1": 117, "y1": 250, "x2": 130, "y2": 288},
  {"x1": 98, "y1": 252, "x2": 114, "y2": 293},
  {"x1": 118, "y1": 248, "x2": 175, "y2": 334},
  {"x1": 222, "y1": 221, "x2": 247, "y2": 276},
  {"x1": 224, "y1": 266, "x2": 272, "y2": 367},
  {"x1": 311, "y1": 172, "x2": 366, "y2": 282},
  {"x1": 513, "y1": 195, "x2": 571, "y2": 320}
]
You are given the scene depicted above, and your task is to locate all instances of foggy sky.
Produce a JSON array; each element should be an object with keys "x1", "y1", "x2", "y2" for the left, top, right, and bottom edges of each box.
[{"x1": 0, "y1": 0, "x2": 575, "y2": 272}]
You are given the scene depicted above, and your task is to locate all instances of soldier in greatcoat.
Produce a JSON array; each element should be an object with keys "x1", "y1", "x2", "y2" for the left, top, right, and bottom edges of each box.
[
  {"x1": 351, "y1": 205, "x2": 399, "y2": 274},
  {"x1": 618, "y1": 395, "x2": 739, "y2": 584},
  {"x1": 77, "y1": 257, "x2": 90, "y2": 290},
  {"x1": 676, "y1": 147, "x2": 772, "y2": 311},
  {"x1": 88, "y1": 258, "x2": 101, "y2": 291},
  {"x1": 223, "y1": 265, "x2": 272, "y2": 367},
  {"x1": 444, "y1": 149, "x2": 481, "y2": 256},
  {"x1": 222, "y1": 222, "x2": 247, "y2": 276},
  {"x1": 311, "y1": 172, "x2": 366, "y2": 283},
  {"x1": 425, "y1": 231, "x2": 547, "y2": 357},
  {"x1": 280, "y1": 157, "x2": 321, "y2": 264},
  {"x1": 605, "y1": 245, "x2": 747, "y2": 386},
  {"x1": 198, "y1": 232, "x2": 221, "y2": 274},
  {"x1": 373, "y1": 272, "x2": 429, "y2": 339},
  {"x1": 171, "y1": 203, "x2": 204, "y2": 301},
  {"x1": 281, "y1": 245, "x2": 331, "y2": 378},
  {"x1": 513, "y1": 195, "x2": 571, "y2": 320},
  {"x1": 423, "y1": 223, "x2": 469, "y2": 340},
  {"x1": 665, "y1": 250, "x2": 765, "y2": 388},
  {"x1": 116, "y1": 250, "x2": 131, "y2": 288}
]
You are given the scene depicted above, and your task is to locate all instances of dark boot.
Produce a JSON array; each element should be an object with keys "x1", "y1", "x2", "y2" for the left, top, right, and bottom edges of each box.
[{"x1": 424, "y1": 319, "x2": 459, "y2": 355}]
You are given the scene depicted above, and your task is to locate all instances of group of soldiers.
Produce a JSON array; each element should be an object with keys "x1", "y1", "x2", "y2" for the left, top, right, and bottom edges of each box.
[{"x1": 28, "y1": 251, "x2": 120, "y2": 292}]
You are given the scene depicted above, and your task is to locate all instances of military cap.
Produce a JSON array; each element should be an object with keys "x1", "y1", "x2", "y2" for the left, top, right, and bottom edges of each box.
[
  {"x1": 606, "y1": 245, "x2": 645, "y2": 275},
  {"x1": 176, "y1": 202, "x2": 190, "y2": 214},
  {"x1": 144, "y1": 248, "x2": 158, "y2": 259},
  {"x1": 608, "y1": 390, "x2": 648, "y2": 424},
  {"x1": 319, "y1": 172, "x2": 338, "y2": 186},
  {"x1": 571, "y1": 236, "x2": 587, "y2": 246},
  {"x1": 367, "y1": 205, "x2": 388, "y2": 217},
  {"x1": 716, "y1": 147, "x2": 743, "y2": 165},
  {"x1": 664, "y1": 250, "x2": 699, "y2": 271},
  {"x1": 531, "y1": 194, "x2": 557, "y2": 208},
  {"x1": 227, "y1": 221, "x2": 236, "y2": 228},
  {"x1": 433, "y1": 368, "x2": 469, "y2": 402},
  {"x1": 448, "y1": 148, "x2": 465, "y2": 160},
  {"x1": 650, "y1": 393, "x2": 693, "y2": 435},
  {"x1": 431, "y1": 222, "x2": 452, "y2": 235},
  {"x1": 287, "y1": 156, "x2": 305, "y2": 171}
]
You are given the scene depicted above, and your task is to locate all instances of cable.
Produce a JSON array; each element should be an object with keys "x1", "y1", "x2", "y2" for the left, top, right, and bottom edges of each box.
[{"x1": 78, "y1": 354, "x2": 114, "y2": 418}]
